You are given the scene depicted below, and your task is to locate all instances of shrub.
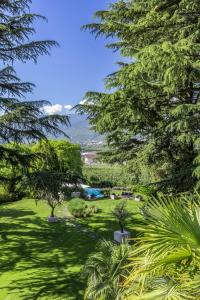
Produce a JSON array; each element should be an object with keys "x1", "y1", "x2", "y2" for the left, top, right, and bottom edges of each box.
[
  {"x1": 131, "y1": 184, "x2": 157, "y2": 200},
  {"x1": 68, "y1": 198, "x2": 99, "y2": 218},
  {"x1": 101, "y1": 189, "x2": 111, "y2": 197},
  {"x1": 0, "y1": 192, "x2": 24, "y2": 204},
  {"x1": 89, "y1": 205, "x2": 99, "y2": 214}
]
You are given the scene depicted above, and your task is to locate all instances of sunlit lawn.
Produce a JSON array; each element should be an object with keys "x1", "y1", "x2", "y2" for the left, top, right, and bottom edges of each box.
[{"x1": 0, "y1": 198, "x2": 141, "y2": 300}]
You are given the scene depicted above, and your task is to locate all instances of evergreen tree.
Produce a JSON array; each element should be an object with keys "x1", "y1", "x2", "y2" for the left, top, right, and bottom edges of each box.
[
  {"x1": 0, "y1": 0, "x2": 69, "y2": 162},
  {"x1": 77, "y1": 0, "x2": 200, "y2": 192}
]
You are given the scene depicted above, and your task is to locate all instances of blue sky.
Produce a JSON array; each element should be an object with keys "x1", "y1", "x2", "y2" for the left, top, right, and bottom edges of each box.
[{"x1": 15, "y1": 0, "x2": 118, "y2": 114}]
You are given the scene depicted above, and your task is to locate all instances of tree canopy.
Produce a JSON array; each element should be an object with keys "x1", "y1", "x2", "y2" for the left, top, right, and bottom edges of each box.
[
  {"x1": 0, "y1": 140, "x2": 82, "y2": 197},
  {"x1": 0, "y1": 0, "x2": 69, "y2": 165},
  {"x1": 31, "y1": 140, "x2": 82, "y2": 177},
  {"x1": 77, "y1": 0, "x2": 200, "y2": 192}
]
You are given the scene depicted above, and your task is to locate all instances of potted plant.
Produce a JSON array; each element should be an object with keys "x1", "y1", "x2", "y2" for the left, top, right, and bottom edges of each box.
[
  {"x1": 112, "y1": 201, "x2": 131, "y2": 243},
  {"x1": 110, "y1": 192, "x2": 117, "y2": 200}
]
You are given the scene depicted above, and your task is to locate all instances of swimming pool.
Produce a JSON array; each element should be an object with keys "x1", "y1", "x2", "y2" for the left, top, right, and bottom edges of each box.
[{"x1": 84, "y1": 187, "x2": 104, "y2": 199}]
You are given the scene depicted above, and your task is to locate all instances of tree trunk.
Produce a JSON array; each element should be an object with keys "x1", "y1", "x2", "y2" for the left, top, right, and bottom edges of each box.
[
  {"x1": 119, "y1": 220, "x2": 124, "y2": 233},
  {"x1": 51, "y1": 206, "x2": 55, "y2": 218}
]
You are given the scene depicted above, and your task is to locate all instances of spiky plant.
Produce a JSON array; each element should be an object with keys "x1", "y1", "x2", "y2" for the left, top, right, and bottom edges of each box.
[
  {"x1": 124, "y1": 196, "x2": 200, "y2": 299},
  {"x1": 84, "y1": 240, "x2": 130, "y2": 300},
  {"x1": 112, "y1": 201, "x2": 131, "y2": 233}
]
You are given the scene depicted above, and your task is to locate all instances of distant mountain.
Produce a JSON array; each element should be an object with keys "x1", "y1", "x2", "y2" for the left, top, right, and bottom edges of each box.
[{"x1": 61, "y1": 114, "x2": 104, "y2": 144}]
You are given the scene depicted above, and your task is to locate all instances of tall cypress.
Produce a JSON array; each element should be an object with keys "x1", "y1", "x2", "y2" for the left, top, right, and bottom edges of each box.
[{"x1": 77, "y1": 0, "x2": 200, "y2": 192}]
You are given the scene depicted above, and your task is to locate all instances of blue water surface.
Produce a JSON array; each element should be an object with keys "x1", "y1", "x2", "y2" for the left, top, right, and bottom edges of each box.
[{"x1": 84, "y1": 188, "x2": 104, "y2": 199}]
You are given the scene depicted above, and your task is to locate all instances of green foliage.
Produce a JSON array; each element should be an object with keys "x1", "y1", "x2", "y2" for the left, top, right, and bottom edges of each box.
[
  {"x1": 83, "y1": 164, "x2": 132, "y2": 187},
  {"x1": 131, "y1": 184, "x2": 157, "y2": 200},
  {"x1": 0, "y1": 0, "x2": 69, "y2": 181},
  {"x1": 68, "y1": 198, "x2": 86, "y2": 214},
  {"x1": 0, "y1": 143, "x2": 34, "y2": 195},
  {"x1": 0, "y1": 1, "x2": 69, "y2": 145},
  {"x1": 68, "y1": 198, "x2": 99, "y2": 218},
  {"x1": 23, "y1": 171, "x2": 67, "y2": 217},
  {"x1": 31, "y1": 140, "x2": 82, "y2": 176},
  {"x1": 124, "y1": 195, "x2": 200, "y2": 298},
  {"x1": 84, "y1": 239, "x2": 130, "y2": 300},
  {"x1": 26, "y1": 140, "x2": 82, "y2": 203},
  {"x1": 0, "y1": 192, "x2": 24, "y2": 204},
  {"x1": 0, "y1": 140, "x2": 82, "y2": 200},
  {"x1": 76, "y1": 0, "x2": 200, "y2": 192},
  {"x1": 112, "y1": 201, "x2": 131, "y2": 233}
]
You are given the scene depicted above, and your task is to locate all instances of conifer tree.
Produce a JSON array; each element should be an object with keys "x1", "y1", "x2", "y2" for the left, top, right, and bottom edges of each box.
[
  {"x1": 77, "y1": 0, "x2": 200, "y2": 192},
  {"x1": 0, "y1": 0, "x2": 69, "y2": 163}
]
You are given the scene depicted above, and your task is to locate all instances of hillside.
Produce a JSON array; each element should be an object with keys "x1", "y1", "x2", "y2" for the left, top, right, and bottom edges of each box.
[{"x1": 62, "y1": 114, "x2": 104, "y2": 145}]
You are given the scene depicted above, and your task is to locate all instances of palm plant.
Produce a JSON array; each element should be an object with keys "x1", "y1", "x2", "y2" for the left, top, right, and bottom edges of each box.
[
  {"x1": 124, "y1": 196, "x2": 200, "y2": 299},
  {"x1": 84, "y1": 240, "x2": 130, "y2": 300},
  {"x1": 112, "y1": 201, "x2": 131, "y2": 233}
]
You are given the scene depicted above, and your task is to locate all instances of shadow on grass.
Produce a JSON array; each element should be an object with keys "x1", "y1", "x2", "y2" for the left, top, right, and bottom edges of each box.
[
  {"x1": 0, "y1": 208, "x2": 97, "y2": 300},
  {"x1": 78, "y1": 211, "x2": 141, "y2": 241}
]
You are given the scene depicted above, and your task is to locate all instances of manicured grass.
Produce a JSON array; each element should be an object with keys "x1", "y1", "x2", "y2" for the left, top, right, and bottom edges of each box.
[
  {"x1": 0, "y1": 198, "x2": 140, "y2": 299},
  {"x1": 77, "y1": 199, "x2": 142, "y2": 240}
]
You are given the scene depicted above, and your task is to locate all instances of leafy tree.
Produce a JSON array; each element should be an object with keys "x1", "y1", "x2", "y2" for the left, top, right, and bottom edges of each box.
[
  {"x1": 0, "y1": 143, "x2": 33, "y2": 195},
  {"x1": 0, "y1": 140, "x2": 83, "y2": 198},
  {"x1": 31, "y1": 140, "x2": 83, "y2": 177},
  {"x1": 0, "y1": 0, "x2": 69, "y2": 164},
  {"x1": 77, "y1": 0, "x2": 200, "y2": 192},
  {"x1": 23, "y1": 171, "x2": 66, "y2": 218}
]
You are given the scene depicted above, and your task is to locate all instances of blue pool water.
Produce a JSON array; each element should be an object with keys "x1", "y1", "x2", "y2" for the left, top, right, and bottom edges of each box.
[{"x1": 84, "y1": 188, "x2": 104, "y2": 199}]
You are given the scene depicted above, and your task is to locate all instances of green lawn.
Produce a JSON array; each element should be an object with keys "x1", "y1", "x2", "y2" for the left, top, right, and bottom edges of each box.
[{"x1": 0, "y1": 198, "x2": 140, "y2": 300}]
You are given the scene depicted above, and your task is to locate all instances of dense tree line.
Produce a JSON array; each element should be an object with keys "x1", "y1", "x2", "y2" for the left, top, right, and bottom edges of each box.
[
  {"x1": 0, "y1": 140, "x2": 82, "y2": 199},
  {"x1": 0, "y1": 0, "x2": 73, "y2": 198},
  {"x1": 77, "y1": 0, "x2": 200, "y2": 192}
]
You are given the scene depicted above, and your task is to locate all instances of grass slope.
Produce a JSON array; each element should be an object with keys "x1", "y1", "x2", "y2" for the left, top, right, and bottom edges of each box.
[{"x1": 0, "y1": 199, "x2": 140, "y2": 300}]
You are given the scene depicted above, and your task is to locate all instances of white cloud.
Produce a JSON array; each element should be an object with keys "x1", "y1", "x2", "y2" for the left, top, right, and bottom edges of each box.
[
  {"x1": 80, "y1": 99, "x2": 86, "y2": 105},
  {"x1": 43, "y1": 104, "x2": 63, "y2": 115},
  {"x1": 64, "y1": 105, "x2": 73, "y2": 110}
]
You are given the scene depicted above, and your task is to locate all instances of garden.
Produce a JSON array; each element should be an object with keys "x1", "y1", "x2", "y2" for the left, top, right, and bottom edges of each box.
[
  {"x1": 1, "y1": 0, "x2": 200, "y2": 299},
  {"x1": 0, "y1": 198, "x2": 140, "y2": 300}
]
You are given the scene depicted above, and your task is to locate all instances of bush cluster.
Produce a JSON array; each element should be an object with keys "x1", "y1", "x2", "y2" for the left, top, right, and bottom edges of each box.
[
  {"x1": 130, "y1": 184, "x2": 157, "y2": 200},
  {"x1": 68, "y1": 198, "x2": 99, "y2": 218},
  {"x1": 0, "y1": 192, "x2": 25, "y2": 204}
]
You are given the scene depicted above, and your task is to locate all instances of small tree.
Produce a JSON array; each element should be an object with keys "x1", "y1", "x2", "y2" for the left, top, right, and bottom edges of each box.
[
  {"x1": 40, "y1": 191, "x2": 64, "y2": 218},
  {"x1": 112, "y1": 201, "x2": 131, "y2": 233},
  {"x1": 24, "y1": 171, "x2": 67, "y2": 218}
]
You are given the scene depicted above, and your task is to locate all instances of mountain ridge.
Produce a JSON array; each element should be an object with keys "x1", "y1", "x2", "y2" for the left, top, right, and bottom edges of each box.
[{"x1": 61, "y1": 114, "x2": 104, "y2": 145}]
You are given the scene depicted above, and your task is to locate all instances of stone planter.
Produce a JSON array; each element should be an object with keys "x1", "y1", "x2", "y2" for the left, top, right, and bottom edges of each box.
[
  {"x1": 134, "y1": 195, "x2": 143, "y2": 202},
  {"x1": 48, "y1": 216, "x2": 58, "y2": 223},
  {"x1": 114, "y1": 230, "x2": 131, "y2": 243}
]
